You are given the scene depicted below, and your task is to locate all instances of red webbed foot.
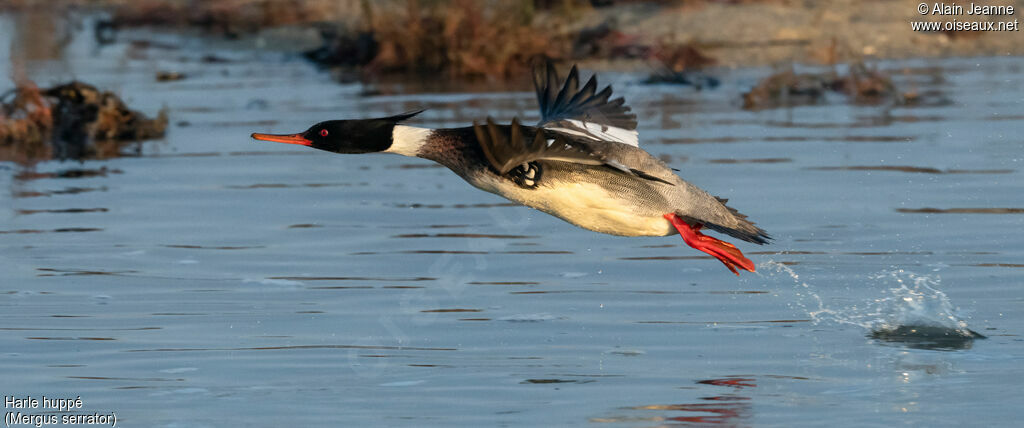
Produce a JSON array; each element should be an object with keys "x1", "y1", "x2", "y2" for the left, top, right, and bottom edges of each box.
[{"x1": 664, "y1": 213, "x2": 755, "y2": 276}]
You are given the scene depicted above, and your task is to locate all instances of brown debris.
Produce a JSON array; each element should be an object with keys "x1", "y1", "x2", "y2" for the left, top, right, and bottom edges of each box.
[
  {"x1": 571, "y1": 18, "x2": 649, "y2": 60},
  {"x1": 652, "y1": 41, "x2": 716, "y2": 72},
  {"x1": 156, "y1": 71, "x2": 187, "y2": 82},
  {"x1": 643, "y1": 43, "x2": 721, "y2": 88},
  {"x1": 0, "y1": 80, "x2": 167, "y2": 163},
  {"x1": 831, "y1": 62, "x2": 900, "y2": 104},
  {"x1": 0, "y1": 82, "x2": 53, "y2": 163},
  {"x1": 741, "y1": 69, "x2": 828, "y2": 110},
  {"x1": 742, "y1": 62, "x2": 905, "y2": 110}
]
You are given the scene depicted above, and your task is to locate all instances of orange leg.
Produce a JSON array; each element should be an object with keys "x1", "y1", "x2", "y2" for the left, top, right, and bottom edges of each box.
[{"x1": 663, "y1": 213, "x2": 755, "y2": 276}]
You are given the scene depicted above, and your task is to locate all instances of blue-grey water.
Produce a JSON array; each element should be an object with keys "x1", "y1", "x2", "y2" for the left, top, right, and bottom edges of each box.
[{"x1": 2, "y1": 15, "x2": 1023, "y2": 427}]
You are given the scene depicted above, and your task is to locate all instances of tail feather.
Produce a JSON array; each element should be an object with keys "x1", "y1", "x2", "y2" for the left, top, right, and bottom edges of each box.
[
  {"x1": 679, "y1": 197, "x2": 771, "y2": 245},
  {"x1": 703, "y1": 220, "x2": 771, "y2": 245}
]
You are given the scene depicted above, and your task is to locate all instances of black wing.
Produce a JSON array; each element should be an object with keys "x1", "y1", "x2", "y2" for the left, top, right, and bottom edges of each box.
[
  {"x1": 474, "y1": 117, "x2": 603, "y2": 175},
  {"x1": 474, "y1": 117, "x2": 671, "y2": 185},
  {"x1": 534, "y1": 63, "x2": 639, "y2": 147}
]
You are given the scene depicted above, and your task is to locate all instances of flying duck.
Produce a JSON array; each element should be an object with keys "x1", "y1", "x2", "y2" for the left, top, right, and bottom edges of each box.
[{"x1": 251, "y1": 64, "x2": 770, "y2": 274}]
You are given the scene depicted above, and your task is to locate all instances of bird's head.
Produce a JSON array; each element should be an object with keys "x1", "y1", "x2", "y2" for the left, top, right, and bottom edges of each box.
[{"x1": 251, "y1": 110, "x2": 422, "y2": 154}]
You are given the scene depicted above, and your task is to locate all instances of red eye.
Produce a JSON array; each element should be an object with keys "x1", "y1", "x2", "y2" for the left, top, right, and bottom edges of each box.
[{"x1": 319, "y1": 129, "x2": 329, "y2": 137}]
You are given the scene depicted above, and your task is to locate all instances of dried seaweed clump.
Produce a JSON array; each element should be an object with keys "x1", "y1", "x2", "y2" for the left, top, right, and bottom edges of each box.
[
  {"x1": 643, "y1": 42, "x2": 720, "y2": 88},
  {"x1": 742, "y1": 62, "x2": 903, "y2": 110},
  {"x1": 0, "y1": 83, "x2": 53, "y2": 162},
  {"x1": 0, "y1": 81, "x2": 167, "y2": 163}
]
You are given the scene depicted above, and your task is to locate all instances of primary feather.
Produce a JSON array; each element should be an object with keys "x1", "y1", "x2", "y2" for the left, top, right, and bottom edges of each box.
[{"x1": 534, "y1": 63, "x2": 640, "y2": 147}]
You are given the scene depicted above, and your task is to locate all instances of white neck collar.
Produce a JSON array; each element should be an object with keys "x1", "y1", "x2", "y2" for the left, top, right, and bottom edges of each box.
[{"x1": 386, "y1": 125, "x2": 432, "y2": 157}]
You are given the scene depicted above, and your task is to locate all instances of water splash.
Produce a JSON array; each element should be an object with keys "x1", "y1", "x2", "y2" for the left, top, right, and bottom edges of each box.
[{"x1": 761, "y1": 261, "x2": 984, "y2": 350}]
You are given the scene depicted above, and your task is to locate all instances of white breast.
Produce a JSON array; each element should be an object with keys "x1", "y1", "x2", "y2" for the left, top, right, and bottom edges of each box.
[{"x1": 475, "y1": 176, "x2": 672, "y2": 237}]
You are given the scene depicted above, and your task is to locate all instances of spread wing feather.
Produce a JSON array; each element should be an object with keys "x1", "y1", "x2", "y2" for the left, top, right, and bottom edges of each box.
[
  {"x1": 533, "y1": 63, "x2": 639, "y2": 147},
  {"x1": 474, "y1": 117, "x2": 603, "y2": 175},
  {"x1": 474, "y1": 117, "x2": 670, "y2": 185}
]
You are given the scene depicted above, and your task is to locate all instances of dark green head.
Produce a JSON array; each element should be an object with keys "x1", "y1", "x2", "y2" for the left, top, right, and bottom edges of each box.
[{"x1": 251, "y1": 110, "x2": 422, "y2": 154}]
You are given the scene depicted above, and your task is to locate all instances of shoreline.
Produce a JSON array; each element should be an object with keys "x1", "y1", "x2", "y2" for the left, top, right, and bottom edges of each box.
[{"x1": 2, "y1": 0, "x2": 1021, "y2": 76}]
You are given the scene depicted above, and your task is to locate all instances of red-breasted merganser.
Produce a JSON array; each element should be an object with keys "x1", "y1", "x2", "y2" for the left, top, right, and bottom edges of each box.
[{"x1": 252, "y1": 64, "x2": 770, "y2": 275}]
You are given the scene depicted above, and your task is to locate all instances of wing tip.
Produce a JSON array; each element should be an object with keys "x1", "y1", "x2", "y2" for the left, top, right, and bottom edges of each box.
[{"x1": 532, "y1": 61, "x2": 638, "y2": 132}]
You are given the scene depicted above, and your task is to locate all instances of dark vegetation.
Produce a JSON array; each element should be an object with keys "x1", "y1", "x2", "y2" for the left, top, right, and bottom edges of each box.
[
  {"x1": 0, "y1": 81, "x2": 167, "y2": 163},
  {"x1": 105, "y1": 0, "x2": 337, "y2": 37},
  {"x1": 353, "y1": 0, "x2": 562, "y2": 78},
  {"x1": 89, "y1": 0, "x2": 733, "y2": 81}
]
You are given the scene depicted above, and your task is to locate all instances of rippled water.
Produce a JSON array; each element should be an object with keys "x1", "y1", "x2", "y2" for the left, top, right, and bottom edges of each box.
[{"x1": 2, "y1": 15, "x2": 1023, "y2": 427}]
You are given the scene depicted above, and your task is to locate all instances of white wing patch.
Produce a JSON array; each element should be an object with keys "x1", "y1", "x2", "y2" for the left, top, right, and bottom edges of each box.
[{"x1": 546, "y1": 119, "x2": 639, "y2": 147}]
